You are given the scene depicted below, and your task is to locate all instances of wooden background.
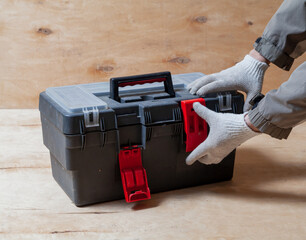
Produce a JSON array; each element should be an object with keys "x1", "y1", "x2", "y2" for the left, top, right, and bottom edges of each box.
[{"x1": 0, "y1": 0, "x2": 304, "y2": 108}]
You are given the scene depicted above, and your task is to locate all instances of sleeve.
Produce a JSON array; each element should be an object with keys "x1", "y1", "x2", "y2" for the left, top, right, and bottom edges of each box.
[
  {"x1": 248, "y1": 62, "x2": 306, "y2": 140},
  {"x1": 254, "y1": 0, "x2": 306, "y2": 71}
]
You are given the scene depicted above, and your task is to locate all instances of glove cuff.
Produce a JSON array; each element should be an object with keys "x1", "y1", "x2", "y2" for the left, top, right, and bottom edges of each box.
[
  {"x1": 241, "y1": 112, "x2": 261, "y2": 139},
  {"x1": 239, "y1": 55, "x2": 269, "y2": 81},
  {"x1": 225, "y1": 112, "x2": 260, "y2": 143}
]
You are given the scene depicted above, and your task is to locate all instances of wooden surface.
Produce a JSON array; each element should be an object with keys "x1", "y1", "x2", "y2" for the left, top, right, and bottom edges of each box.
[
  {"x1": 0, "y1": 109, "x2": 306, "y2": 239},
  {"x1": 1, "y1": 0, "x2": 305, "y2": 108}
]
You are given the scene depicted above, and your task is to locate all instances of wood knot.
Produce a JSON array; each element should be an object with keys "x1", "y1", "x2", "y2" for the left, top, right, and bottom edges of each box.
[
  {"x1": 247, "y1": 21, "x2": 253, "y2": 26},
  {"x1": 168, "y1": 57, "x2": 190, "y2": 64},
  {"x1": 194, "y1": 16, "x2": 207, "y2": 23},
  {"x1": 96, "y1": 65, "x2": 114, "y2": 72},
  {"x1": 37, "y1": 27, "x2": 52, "y2": 35}
]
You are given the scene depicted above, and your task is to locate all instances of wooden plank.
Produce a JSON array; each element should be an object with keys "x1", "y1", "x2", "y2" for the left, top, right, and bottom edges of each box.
[
  {"x1": 0, "y1": 109, "x2": 306, "y2": 239},
  {"x1": 1, "y1": 0, "x2": 304, "y2": 108},
  {"x1": 0, "y1": 110, "x2": 48, "y2": 168}
]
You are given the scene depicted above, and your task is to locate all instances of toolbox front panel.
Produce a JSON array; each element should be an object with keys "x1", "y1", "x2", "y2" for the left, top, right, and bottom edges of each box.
[
  {"x1": 174, "y1": 150, "x2": 235, "y2": 188},
  {"x1": 49, "y1": 122, "x2": 236, "y2": 206},
  {"x1": 50, "y1": 143, "x2": 124, "y2": 206},
  {"x1": 142, "y1": 126, "x2": 180, "y2": 192},
  {"x1": 141, "y1": 124, "x2": 235, "y2": 193},
  {"x1": 51, "y1": 154, "x2": 124, "y2": 206}
]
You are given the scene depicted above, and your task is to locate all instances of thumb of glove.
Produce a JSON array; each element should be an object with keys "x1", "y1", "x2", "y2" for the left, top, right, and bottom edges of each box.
[{"x1": 192, "y1": 102, "x2": 216, "y2": 124}]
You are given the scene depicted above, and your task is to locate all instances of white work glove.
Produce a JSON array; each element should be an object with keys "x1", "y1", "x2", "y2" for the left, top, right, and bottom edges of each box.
[
  {"x1": 187, "y1": 55, "x2": 269, "y2": 111},
  {"x1": 186, "y1": 102, "x2": 260, "y2": 165}
]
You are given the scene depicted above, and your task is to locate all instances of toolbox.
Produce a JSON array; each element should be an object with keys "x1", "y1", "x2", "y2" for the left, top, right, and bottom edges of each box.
[{"x1": 39, "y1": 71, "x2": 244, "y2": 206}]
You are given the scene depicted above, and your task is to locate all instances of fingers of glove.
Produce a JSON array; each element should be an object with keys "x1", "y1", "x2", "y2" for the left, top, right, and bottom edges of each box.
[
  {"x1": 186, "y1": 140, "x2": 211, "y2": 165},
  {"x1": 186, "y1": 124, "x2": 216, "y2": 164},
  {"x1": 195, "y1": 80, "x2": 236, "y2": 96},
  {"x1": 188, "y1": 75, "x2": 217, "y2": 95},
  {"x1": 198, "y1": 155, "x2": 223, "y2": 165},
  {"x1": 186, "y1": 79, "x2": 198, "y2": 91},
  {"x1": 186, "y1": 76, "x2": 206, "y2": 92},
  {"x1": 192, "y1": 102, "x2": 216, "y2": 124}
]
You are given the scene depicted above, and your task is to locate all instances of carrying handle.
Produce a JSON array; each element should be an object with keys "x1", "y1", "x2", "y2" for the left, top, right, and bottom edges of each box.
[{"x1": 110, "y1": 71, "x2": 175, "y2": 102}]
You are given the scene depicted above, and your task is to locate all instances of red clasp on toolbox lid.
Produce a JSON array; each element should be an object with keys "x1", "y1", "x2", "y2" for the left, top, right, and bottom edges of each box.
[
  {"x1": 118, "y1": 146, "x2": 151, "y2": 203},
  {"x1": 181, "y1": 98, "x2": 208, "y2": 152}
]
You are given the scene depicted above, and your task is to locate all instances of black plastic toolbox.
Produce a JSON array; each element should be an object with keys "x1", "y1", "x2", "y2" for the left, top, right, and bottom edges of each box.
[{"x1": 39, "y1": 71, "x2": 244, "y2": 206}]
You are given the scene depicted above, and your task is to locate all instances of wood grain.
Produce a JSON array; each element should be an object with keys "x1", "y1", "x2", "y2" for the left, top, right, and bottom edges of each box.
[
  {"x1": 1, "y1": 0, "x2": 304, "y2": 108},
  {"x1": 1, "y1": 109, "x2": 306, "y2": 239}
]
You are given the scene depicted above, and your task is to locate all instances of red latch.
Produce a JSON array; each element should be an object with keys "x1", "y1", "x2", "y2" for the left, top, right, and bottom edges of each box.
[
  {"x1": 181, "y1": 98, "x2": 208, "y2": 152},
  {"x1": 118, "y1": 146, "x2": 151, "y2": 203}
]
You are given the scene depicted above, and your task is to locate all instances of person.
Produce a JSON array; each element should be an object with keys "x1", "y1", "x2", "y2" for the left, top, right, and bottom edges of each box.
[{"x1": 186, "y1": 0, "x2": 306, "y2": 165}]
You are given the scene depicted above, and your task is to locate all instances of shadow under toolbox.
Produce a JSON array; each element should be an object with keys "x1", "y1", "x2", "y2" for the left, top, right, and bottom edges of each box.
[{"x1": 39, "y1": 71, "x2": 244, "y2": 206}]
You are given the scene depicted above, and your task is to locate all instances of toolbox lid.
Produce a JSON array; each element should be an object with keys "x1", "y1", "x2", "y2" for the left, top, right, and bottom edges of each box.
[
  {"x1": 46, "y1": 85, "x2": 108, "y2": 113},
  {"x1": 45, "y1": 72, "x2": 204, "y2": 113},
  {"x1": 41, "y1": 72, "x2": 205, "y2": 134}
]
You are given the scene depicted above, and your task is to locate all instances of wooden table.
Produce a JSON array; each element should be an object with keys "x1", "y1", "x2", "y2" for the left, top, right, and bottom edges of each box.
[{"x1": 1, "y1": 109, "x2": 305, "y2": 239}]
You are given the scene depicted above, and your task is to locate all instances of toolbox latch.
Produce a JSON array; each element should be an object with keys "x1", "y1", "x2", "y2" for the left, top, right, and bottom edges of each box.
[
  {"x1": 181, "y1": 98, "x2": 207, "y2": 152},
  {"x1": 118, "y1": 146, "x2": 151, "y2": 203},
  {"x1": 82, "y1": 107, "x2": 99, "y2": 128},
  {"x1": 218, "y1": 93, "x2": 232, "y2": 112}
]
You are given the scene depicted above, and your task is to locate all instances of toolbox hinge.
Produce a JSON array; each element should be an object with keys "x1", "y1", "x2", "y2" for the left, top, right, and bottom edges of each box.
[
  {"x1": 118, "y1": 146, "x2": 151, "y2": 203},
  {"x1": 181, "y1": 98, "x2": 208, "y2": 152},
  {"x1": 218, "y1": 92, "x2": 232, "y2": 112},
  {"x1": 82, "y1": 107, "x2": 99, "y2": 128}
]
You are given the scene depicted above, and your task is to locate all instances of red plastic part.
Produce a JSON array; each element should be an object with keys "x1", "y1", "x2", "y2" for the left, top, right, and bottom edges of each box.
[
  {"x1": 118, "y1": 146, "x2": 151, "y2": 203},
  {"x1": 181, "y1": 98, "x2": 208, "y2": 152},
  {"x1": 118, "y1": 78, "x2": 166, "y2": 87}
]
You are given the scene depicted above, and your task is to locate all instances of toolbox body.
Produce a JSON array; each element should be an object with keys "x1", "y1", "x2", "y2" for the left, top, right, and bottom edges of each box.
[{"x1": 39, "y1": 72, "x2": 244, "y2": 206}]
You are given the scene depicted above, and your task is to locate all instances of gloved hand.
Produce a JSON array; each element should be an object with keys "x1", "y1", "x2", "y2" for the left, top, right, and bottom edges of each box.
[
  {"x1": 186, "y1": 102, "x2": 260, "y2": 165},
  {"x1": 187, "y1": 55, "x2": 269, "y2": 111}
]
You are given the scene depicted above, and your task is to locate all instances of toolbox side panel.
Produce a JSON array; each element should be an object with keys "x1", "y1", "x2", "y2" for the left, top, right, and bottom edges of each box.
[{"x1": 39, "y1": 92, "x2": 81, "y2": 135}]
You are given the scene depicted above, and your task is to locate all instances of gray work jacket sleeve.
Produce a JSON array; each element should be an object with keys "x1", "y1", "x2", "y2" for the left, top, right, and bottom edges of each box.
[
  {"x1": 254, "y1": 0, "x2": 306, "y2": 71},
  {"x1": 248, "y1": 0, "x2": 306, "y2": 140},
  {"x1": 249, "y1": 62, "x2": 306, "y2": 139}
]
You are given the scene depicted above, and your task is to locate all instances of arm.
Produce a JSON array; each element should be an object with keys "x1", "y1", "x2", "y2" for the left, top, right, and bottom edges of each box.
[
  {"x1": 186, "y1": 0, "x2": 306, "y2": 165},
  {"x1": 254, "y1": 0, "x2": 306, "y2": 71},
  {"x1": 247, "y1": 0, "x2": 306, "y2": 139},
  {"x1": 248, "y1": 62, "x2": 306, "y2": 139}
]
